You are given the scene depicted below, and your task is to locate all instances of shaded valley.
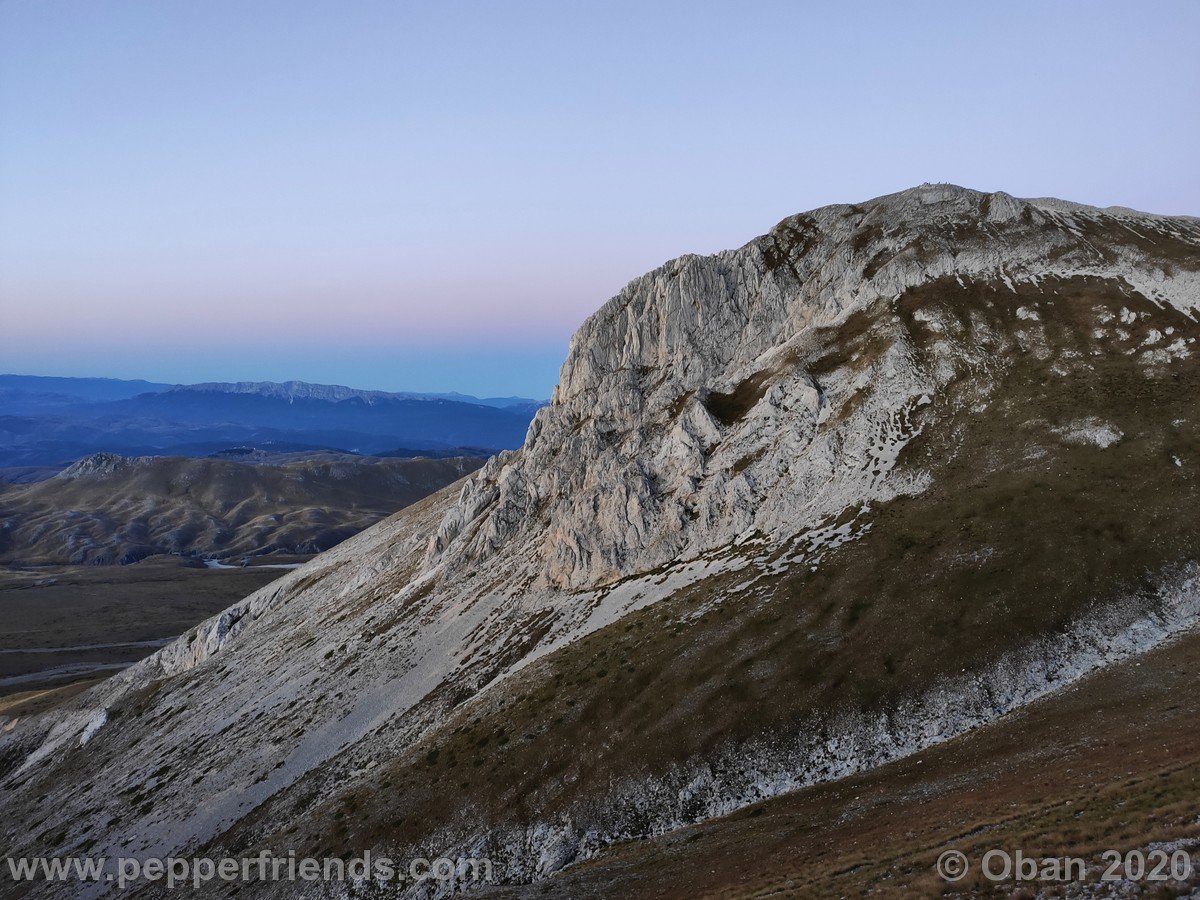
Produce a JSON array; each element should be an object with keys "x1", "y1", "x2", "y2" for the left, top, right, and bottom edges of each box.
[{"x1": 0, "y1": 559, "x2": 283, "y2": 698}]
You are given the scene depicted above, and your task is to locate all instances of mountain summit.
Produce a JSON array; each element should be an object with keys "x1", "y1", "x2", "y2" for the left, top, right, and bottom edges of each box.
[{"x1": 3, "y1": 185, "x2": 1200, "y2": 894}]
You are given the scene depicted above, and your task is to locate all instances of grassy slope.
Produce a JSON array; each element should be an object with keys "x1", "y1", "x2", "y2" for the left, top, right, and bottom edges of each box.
[{"x1": 482, "y1": 611, "x2": 1200, "y2": 898}]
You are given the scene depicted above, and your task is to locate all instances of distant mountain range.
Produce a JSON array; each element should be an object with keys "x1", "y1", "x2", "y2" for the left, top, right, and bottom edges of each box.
[
  {"x1": 0, "y1": 375, "x2": 544, "y2": 469},
  {"x1": 0, "y1": 374, "x2": 173, "y2": 405},
  {"x1": 160, "y1": 380, "x2": 544, "y2": 415}
]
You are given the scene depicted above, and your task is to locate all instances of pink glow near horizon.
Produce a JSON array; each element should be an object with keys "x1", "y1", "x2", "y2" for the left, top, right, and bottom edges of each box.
[{"x1": 2, "y1": 1, "x2": 1198, "y2": 397}]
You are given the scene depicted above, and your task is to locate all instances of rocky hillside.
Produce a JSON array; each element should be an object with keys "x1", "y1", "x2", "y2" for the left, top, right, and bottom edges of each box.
[
  {"x1": 2, "y1": 185, "x2": 1199, "y2": 896},
  {"x1": 0, "y1": 452, "x2": 483, "y2": 565}
]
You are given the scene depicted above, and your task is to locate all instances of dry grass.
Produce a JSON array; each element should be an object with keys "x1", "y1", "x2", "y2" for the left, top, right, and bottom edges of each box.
[{"x1": 486, "y1": 625, "x2": 1200, "y2": 898}]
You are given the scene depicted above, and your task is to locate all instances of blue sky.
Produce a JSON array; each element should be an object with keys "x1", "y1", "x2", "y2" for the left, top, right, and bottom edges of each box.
[{"x1": 2, "y1": 0, "x2": 1197, "y2": 398}]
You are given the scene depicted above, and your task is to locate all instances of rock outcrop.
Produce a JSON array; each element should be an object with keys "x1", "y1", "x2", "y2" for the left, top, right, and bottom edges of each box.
[{"x1": 422, "y1": 184, "x2": 1200, "y2": 588}]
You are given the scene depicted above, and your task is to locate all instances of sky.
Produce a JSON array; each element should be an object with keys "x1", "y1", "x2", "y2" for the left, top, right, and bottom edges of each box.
[{"x1": 2, "y1": 1, "x2": 1198, "y2": 399}]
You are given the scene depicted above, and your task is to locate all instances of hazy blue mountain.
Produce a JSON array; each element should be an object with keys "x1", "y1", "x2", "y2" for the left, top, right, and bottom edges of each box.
[
  {"x1": 162, "y1": 381, "x2": 545, "y2": 412},
  {"x1": 0, "y1": 377, "x2": 541, "y2": 467},
  {"x1": 430, "y1": 392, "x2": 547, "y2": 415},
  {"x1": 0, "y1": 374, "x2": 172, "y2": 403}
]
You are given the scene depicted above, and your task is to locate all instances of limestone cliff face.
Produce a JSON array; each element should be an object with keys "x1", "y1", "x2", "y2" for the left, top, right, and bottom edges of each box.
[
  {"x1": 3, "y1": 185, "x2": 1200, "y2": 896},
  {"x1": 422, "y1": 184, "x2": 1200, "y2": 589}
]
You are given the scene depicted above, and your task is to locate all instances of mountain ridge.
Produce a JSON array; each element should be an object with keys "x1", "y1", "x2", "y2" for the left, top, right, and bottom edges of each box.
[
  {"x1": 427, "y1": 183, "x2": 1199, "y2": 592},
  {"x1": 0, "y1": 451, "x2": 484, "y2": 566},
  {"x1": 160, "y1": 380, "x2": 544, "y2": 410},
  {"x1": 0, "y1": 378, "x2": 541, "y2": 468},
  {"x1": 0, "y1": 374, "x2": 545, "y2": 410}
]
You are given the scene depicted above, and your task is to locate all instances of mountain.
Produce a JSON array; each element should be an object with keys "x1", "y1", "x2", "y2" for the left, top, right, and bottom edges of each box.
[
  {"x1": 0, "y1": 375, "x2": 544, "y2": 411},
  {"x1": 3, "y1": 185, "x2": 1200, "y2": 895},
  {"x1": 0, "y1": 375, "x2": 173, "y2": 419},
  {"x1": 432, "y1": 392, "x2": 546, "y2": 416},
  {"x1": 0, "y1": 375, "x2": 172, "y2": 404},
  {"x1": 0, "y1": 378, "x2": 542, "y2": 468},
  {"x1": 166, "y1": 381, "x2": 545, "y2": 413},
  {"x1": 0, "y1": 451, "x2": 483, "y2": 566},
  {"x1": 104, "y1": 385, "x2": 535, "y2": 447}
]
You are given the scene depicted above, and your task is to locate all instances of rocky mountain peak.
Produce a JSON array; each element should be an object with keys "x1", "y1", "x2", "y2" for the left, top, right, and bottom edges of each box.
[{"x1": 421, "y1": 185, "x2": 1200, "y2": 589}]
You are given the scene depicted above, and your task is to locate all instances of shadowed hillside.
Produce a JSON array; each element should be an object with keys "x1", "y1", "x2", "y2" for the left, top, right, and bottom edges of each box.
[{"x1": 0, "y1": 451, "x2": 483, "y2": 565}]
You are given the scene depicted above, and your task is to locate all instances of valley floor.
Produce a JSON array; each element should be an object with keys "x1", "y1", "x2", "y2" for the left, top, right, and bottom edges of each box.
[
  {"x1": 0, "y1": 558, "x2": 290, "y2": 700},
  {"x1": 486, "y1": 626, "x2": 1200, "y2": 898}
]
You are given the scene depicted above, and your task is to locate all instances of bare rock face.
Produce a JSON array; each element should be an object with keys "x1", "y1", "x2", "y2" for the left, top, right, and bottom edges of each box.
[
  {"x1": 3, "y1": 185, "x2": 1200, "y2": 895},
  {"x1": 421, "y1": 184, "x2": 1200, "y2": 589}
]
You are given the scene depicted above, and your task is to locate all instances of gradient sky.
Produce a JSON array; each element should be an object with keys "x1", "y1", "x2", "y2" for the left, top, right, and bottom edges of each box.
[{"x1": 2, "y1": 1, "x2": 1198, "y2": 398}]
